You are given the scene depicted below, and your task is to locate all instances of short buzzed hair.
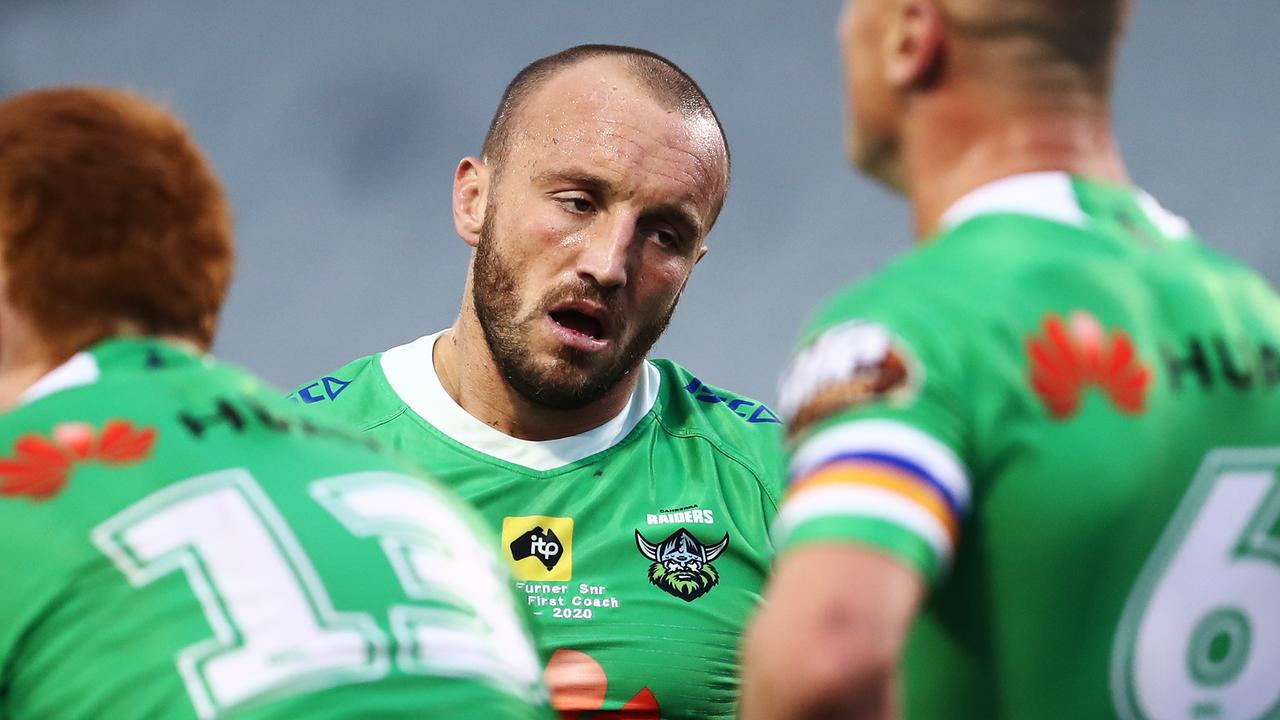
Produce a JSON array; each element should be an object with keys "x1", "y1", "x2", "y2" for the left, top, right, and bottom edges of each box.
[
  {"x1": 480, "y1": 44, "x2": 730, "y2": 174},
  {"x1": 945, "y1": 0, "x2": 1131, "y2": 92},
  {"x1": 0, "y1": 87, "x2": 232, "y2": 358}
]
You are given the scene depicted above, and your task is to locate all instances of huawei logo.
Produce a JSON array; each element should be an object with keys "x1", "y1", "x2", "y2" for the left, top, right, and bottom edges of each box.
[
  {"x1": 0, "y1": 420, "x2": 157, "y2": 500},
  {"x1": 1027, "y1": 311, "x2": 1151, "y2": 419}
]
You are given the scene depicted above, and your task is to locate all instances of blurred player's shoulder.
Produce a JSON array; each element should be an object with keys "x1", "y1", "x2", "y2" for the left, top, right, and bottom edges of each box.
[
  {"x1": 648, "y1": 358, "x2": 786, "y2": 501},
  {"x1": 1188, "y1": 235, "x2": 1280, "y2": 302},
  {"x1": 804, "y1": 172, "x2": 1265, "y2": 341},
  {"x1": 3, "y1": 336, "x2": 256, "y2": 428},
  {"x1": 0, "y1": 338, "x2": 383, "y2": 472}
]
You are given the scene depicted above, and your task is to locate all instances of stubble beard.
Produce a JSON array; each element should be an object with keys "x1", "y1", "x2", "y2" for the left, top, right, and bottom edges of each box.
[
  {"x1": 851, "y1": 120, "x2": 906, "y2": 193},
  {"x1": 471, "y1": 212, "x2": 677, "y2": 411}
]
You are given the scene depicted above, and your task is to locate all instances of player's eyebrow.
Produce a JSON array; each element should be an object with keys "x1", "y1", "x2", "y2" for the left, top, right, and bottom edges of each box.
[
  {"x1": 532, "y1": 168, "x2": 705, "y2": 240},
  {"x1": 531, "y1": 168, "x2": 611, "y2": 194},
  {"x1": 643, "y1": 202, "x2": 704, "y2": 243}
]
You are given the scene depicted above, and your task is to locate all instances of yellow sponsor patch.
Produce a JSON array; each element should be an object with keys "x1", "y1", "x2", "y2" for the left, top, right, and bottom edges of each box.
[{"x1": 502, "y1": 515, "x2": 574, "y2": 581}]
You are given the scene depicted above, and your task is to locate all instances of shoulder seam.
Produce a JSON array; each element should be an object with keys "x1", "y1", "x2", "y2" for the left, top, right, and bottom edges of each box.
[
  {"x1": 359, "y1": 404, "x2": 411, "y2": 434},
  {"x1": 650, "y1": 411, "x2": 782, "y2": 514}
]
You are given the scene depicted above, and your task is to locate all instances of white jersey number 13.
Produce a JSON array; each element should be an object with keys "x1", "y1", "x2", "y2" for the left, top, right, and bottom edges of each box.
[{"x1": 92, "y1": 469, "x2": 541, "y2": 719}]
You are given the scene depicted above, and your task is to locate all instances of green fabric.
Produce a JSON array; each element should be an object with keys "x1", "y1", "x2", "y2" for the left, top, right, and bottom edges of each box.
[
  {"x1": 292, "y1": 352, "x2": 785, "y2": 719},
  {"x1": 777, "y1": 175, "x2": 1280, "y2": 719},
  {"x1": 779, "y1": 515, "x2": 940, "y2": 580},
  {"x1": 0, "y1": 338, "x2": 551, "y2": 720}
]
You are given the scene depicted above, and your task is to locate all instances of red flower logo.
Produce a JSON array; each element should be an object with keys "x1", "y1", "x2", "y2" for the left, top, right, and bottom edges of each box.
[
  {"x1": 0, "y1": 420, "x2": 156, "y2": 500},
  {"x1": 1027, "y1": 311, "x2": 1151, "y2": 419}
]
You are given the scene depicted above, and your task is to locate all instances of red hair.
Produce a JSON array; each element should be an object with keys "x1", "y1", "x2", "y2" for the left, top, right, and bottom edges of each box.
[{"x1": 0, "y1": 86, "x2": 233, "y2": 359}]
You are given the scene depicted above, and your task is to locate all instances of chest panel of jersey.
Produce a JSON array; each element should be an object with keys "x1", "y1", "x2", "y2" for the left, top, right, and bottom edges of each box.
[
  {"x1": 380, "y1": 409, "x2": 773, "y2": 719},
  {"x1": 296, "y1": 355, "x2": 783, "y2": 720}
]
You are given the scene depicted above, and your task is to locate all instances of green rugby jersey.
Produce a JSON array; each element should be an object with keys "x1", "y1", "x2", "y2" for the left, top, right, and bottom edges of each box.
[
  {"x1": 292, "y1": 331, "x2": 785, "y2": 719},
  {"x1": 0, "y1": 337, "x2": 549, "y2": 720},
  {"x1": 775, "y1": 172, "x2": 1280, "y2": 719}
]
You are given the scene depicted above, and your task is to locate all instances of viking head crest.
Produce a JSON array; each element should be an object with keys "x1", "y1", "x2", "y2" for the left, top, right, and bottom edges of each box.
[
  {"x1": 636, "y1": 528, "x2": 729, "y2": 570},
  {"x1": 635, "y1": 528, "x2": 730, "y2": 602}
]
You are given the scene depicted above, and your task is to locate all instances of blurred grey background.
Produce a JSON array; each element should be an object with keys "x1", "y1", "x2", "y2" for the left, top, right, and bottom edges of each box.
[{"x1": 1, "y1": 1, "x2": 1276, "y2": 404}]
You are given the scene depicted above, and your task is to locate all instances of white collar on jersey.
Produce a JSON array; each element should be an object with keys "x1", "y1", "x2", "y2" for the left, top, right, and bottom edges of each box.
[
  {"x1": 379, "y1": 330, "x2": 661, "y2": 471},
  {"x1": 939, "y1": 171, "x2": 1192, "y2": 238},
  {"x1": 18, "y1": 351, "x2": 101, "y2": 407}
]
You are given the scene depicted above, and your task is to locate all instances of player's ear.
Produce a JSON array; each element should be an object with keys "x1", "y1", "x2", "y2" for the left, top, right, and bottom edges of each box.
[
  {"x1": 453, "y1": 157, "x2": 490, "y2": 248},
  {"x1": 694, "y1": 244, "x2": 709, "y2": 265},
  {"x1": 884, "y1": 0, "x2": 944, "y2": 90}
]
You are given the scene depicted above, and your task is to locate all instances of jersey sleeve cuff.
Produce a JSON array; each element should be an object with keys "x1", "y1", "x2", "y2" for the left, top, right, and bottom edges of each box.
[{"x1": 774, "y1": 515, "x2": 942, "y2": 584}]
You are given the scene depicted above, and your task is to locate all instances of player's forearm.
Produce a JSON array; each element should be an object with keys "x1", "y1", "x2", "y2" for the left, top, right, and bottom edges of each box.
[
  {"x1": 741, "y1": 611, "x2": 900, "y2": 720},
  {"x1": 741, "y1": 545, "x2": 921, "y2": 720},
  {"x1": 807, "y1": 665, "x2": 900, "y2": 720}
]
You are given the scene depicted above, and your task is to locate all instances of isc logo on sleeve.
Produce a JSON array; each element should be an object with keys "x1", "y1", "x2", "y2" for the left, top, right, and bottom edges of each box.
[{"x1": 501, "y1": 515, "x2": 574, "y2": 581}]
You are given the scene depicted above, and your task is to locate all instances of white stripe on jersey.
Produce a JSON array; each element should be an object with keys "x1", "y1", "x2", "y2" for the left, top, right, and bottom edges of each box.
[
  {"x1": 380, "y1": 332, "x2": 661, "y2": 471},
  {"x1": 1137, "y1": 191, "x2": 1193, "y2": 240},
  {"x1": 939, "y1": 171, "x2": 1087, "y2": 231},
  {"x1": 790, "y1": 419, "x2": 972, "y2": 512},
  {"x1": 20, "y1": 350, "x2": 100, "y2": 406},
  {"x1": 773, "y1": 484, "x2": 953, "y2": 565}
]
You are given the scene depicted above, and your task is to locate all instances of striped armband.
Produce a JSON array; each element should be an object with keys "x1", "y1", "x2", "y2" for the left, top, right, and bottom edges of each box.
[{"x1": 772, "y1": 419, "x2": 970, "y2": 581}]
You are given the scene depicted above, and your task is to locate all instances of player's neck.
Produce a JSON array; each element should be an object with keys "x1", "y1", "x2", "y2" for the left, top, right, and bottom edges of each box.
[
  {"x1": 435, "y1": 314, "x2": 639, "y2": 442},
  {"x1": 0, "y1": 360, "x2": 53, "y2": 412},
  {"x1": 0, "y1": 330, "x2": 203, "y2": 412},
  {"x1": 902, "y1": 91, "x2": 1128, "y2": 240},
  {"x1": 0, "y1": 304, "x2": 58, "y2": 411},
  {"x1": 0, "y1": 333, "x2": 60, "y2": 413}
]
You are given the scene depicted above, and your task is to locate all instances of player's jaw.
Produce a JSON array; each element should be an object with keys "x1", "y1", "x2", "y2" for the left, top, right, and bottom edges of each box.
[
  {"x1": 840, "y1": 0, "x2": 908, "y2": 190},
  {"x1": 473, "y1": 232, "x2": 672, "y2": 412}
]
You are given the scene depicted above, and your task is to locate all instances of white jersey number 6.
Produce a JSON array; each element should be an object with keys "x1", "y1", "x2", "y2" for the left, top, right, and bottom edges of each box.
[{"x1": 1112, "y1": 449, "x2": 1280, "y2": 720}]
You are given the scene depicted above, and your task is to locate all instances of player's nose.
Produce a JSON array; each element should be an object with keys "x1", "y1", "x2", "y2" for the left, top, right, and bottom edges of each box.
[{"x1": 576, "y1": 212, "x2": 635, "y2": 289}]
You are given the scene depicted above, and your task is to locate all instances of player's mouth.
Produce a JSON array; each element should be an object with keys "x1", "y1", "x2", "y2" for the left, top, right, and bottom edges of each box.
[{"x1": 547, "y1": 301, "x2": 612, "y2": 352}]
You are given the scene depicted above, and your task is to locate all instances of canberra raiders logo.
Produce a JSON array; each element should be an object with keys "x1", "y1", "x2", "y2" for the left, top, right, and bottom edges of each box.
[{"x1": 635, "y1": 528, "x2": 729, "y2": 602}]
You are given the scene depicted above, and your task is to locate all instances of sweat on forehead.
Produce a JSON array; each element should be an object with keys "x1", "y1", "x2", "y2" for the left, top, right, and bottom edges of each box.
[{"x1": 481, "y1": 45, "x2": 729, "y2": 173}]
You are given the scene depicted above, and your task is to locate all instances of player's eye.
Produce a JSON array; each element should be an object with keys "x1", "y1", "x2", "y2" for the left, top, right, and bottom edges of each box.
[
  {"x1": 555, "y1": 194, "x2": 594, "y2": 214},
  {"x1": 650, "y1": 228, "x2": 682, "y2": 250}
]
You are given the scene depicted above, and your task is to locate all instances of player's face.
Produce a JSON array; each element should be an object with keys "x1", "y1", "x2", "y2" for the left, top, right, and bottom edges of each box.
[
  {"x1": 840, "y1": 0, "x2": 903, "y2": 186},
  {"x1": 472, "y1": 60, "x2": 726, "y2": 410}
]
